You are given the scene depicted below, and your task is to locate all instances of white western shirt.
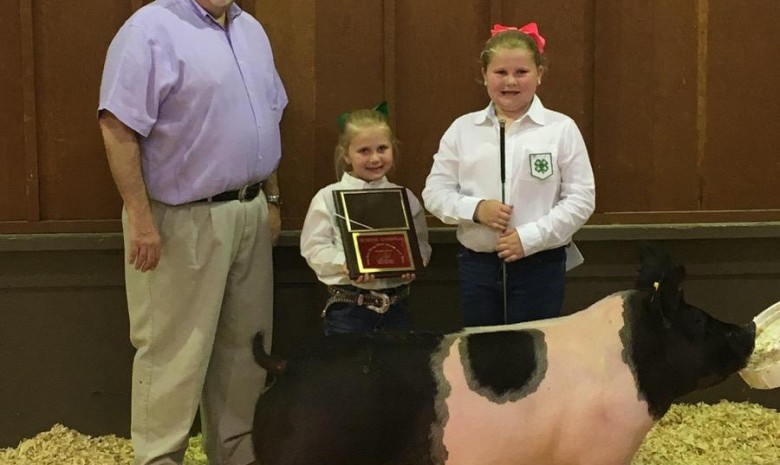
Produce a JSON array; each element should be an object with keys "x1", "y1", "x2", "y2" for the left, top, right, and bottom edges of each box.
[{"x1": 423, "y1": 98, "x2": 595, "y2": 256}]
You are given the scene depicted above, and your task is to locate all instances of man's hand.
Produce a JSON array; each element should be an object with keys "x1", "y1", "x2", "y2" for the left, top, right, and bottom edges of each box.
[
  {"x1": 98, "y1": 110, "x2": 160, "y2": 272},
  {"x1": 268, "y1": 203, "x2": 281, "y2": 246},
  {"x1": 262, "y1": 171, "x2": 282, "y2": 246},
  {"x1": 127, "y1": 209, "x2": 162, "y2": 272}
]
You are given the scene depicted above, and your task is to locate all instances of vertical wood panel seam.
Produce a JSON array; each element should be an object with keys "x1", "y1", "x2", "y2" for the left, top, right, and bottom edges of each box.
[
  {"x1": 696, "y1": 0, "x2": 709, "y2": 208},
  {"x1": 490, "y1": 0, "x2": 502, "y2": 27},
  {"x1": 241, "y1": 0, "x2": 254, "y2": 17},
  {"x1": 589, "y1": 0, "x2": 596, "y2": 159},
  {"x1": 383, "y1": 0, "x2": 396, "y2": 129},
  {"x1": 589, "y1": 0, "x2": 598, "y2": 172},
  {"x1": 19, "y1": 0, "x2": 39, "y2": 222}
]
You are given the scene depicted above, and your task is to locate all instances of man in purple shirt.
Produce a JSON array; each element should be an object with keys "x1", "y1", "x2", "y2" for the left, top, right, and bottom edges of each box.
[{"x1": 97, "y1": 1, "x2": 287, "y2": 464}]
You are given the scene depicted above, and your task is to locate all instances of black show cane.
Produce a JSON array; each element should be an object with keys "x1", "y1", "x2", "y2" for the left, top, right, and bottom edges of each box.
[{"x1": 498, "y1": 119, "x2": 508, "y2": 323}]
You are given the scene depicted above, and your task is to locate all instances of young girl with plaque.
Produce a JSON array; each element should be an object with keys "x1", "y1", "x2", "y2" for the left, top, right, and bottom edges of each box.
[
  {"x1": 300, "y1": 104, "x2": 432, "y2": 335},
  {"x1": 423, "y1": 23, "x2": 596, "y2": 327}
]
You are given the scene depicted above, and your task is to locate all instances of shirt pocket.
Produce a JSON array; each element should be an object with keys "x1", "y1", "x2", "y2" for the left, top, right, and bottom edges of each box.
[{"x1": 516, "y1": 145, "x2": 559, "y2": 184}]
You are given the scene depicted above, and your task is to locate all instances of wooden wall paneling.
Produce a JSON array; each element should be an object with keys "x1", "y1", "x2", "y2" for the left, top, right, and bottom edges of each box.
[
  {"x1": 490, "y1": 0, "x2": 501, "y2": 26},
  {"x1": 20, "y1": 0, "x2": 39, "y2": 222},
  {"x1": 314, "y1": 0, "x2": 386, "y2": 133},
  {"x1": 704, "y1": 1, "x2": 780, "y2": 211},
  {"x1": 394, "y1": 0, "x2": 489, "y2": 199},
  {"x1": 309, "y1": 0, "x2": 386, "y2": 219},
  {"x1": 236, "y1": 0, "x2": 254, "y2": 17},
  {"x1": 646, "y1": 0, "x2": 699, "y2": 212},
  {"x1": 383, "y1": 0, "x2": 396, "y2": 130},
  {"x1": 593, "y1": 3, "x2": 655, "y2": 215},
  {"x1": 3, "y1": 0, "x2": 779, "y2": 234},
  {"x1": 695, "y1": 0, "x2": 709, "y2": 213},
  {"x1": 0, "y1": 0, "x2": 28, "y2": 221},
  {"x1": 587, "y1": 210, "x2": 780, "y2": 224},
  {"x1": 593, "y1": 2, "x2": 699, "y2": 217},
  {"x1": 0, "y1": 220, "x2": 122, "y2": 234},
  {"x1": 34, "y1": 1, "x2": 128, "y2": 221},
  {"x1": 255, "y1": 0, "x2": 317, "y2": 229},
  {"x1": 500, "y1": 0, "x2": 595, "y2": 150}
]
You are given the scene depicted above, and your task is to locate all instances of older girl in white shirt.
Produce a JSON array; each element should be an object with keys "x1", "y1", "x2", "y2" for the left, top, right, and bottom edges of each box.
[
  {"x1": 301, "y1": 106, "x2": 432, "y2": 334},
  {"x1": 423, "y1": 23, "x2": 595, "y2": 327}
]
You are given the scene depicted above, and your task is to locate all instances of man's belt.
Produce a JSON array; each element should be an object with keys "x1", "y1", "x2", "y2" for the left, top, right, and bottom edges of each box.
[
  {"x1": 322, "y1": 285, "x2": 410, "y2": 316},
  {"x1": 195, "y1": 181, "x2": 263, "y2": 203}
]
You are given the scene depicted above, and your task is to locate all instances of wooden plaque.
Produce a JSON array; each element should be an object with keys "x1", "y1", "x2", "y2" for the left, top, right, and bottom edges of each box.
[{"x1": 333, "y1": 188, "x2": 424, "y2": 279}]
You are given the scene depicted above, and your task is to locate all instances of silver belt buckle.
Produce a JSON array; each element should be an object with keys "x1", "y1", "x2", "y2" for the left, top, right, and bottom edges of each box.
[
  {"x1": 366, "y1": 291, "x2": 391, "y2": 314},
  {"x1": 237, "y1": 184, "x2": 249, "y2": 202}
]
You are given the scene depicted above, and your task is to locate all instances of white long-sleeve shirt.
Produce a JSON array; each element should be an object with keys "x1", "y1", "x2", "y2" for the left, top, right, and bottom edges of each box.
[
  {"x1": 423, "y1": 98, "x2": 595, "y2": 256},
  {"x1": 300, "y1": 173, "x2": 432, "y2": 289}
]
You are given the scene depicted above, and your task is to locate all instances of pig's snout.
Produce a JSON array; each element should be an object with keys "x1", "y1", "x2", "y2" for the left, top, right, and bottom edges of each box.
[
  {"x1": 745, "y1": 321, "x2": 757, "y2": 339},
  {"x1": 728, "y1": 322, "x2": 756, "y2": 358}
]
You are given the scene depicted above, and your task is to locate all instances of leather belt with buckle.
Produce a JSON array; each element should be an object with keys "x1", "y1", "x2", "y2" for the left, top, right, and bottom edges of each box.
[
  {"x1": 195, "y1": 181, "x2": 263, "y2": 203},
  {"x1": 322, "y1": 285, "x2": 410, "y2": 317}
]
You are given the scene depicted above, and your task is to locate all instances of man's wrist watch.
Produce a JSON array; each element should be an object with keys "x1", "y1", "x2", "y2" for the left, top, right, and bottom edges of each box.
[{"x1": 265, "y1": 194, "x2": 282, "y2": 206}]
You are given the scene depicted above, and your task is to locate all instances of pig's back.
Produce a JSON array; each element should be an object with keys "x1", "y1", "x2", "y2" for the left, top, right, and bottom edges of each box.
[
  {"x1": 253, "y1": 332, "x2": 445, "y2": 465},
  {"x1": 437, "y1": 294, "x2": 654, "y2": 465}
]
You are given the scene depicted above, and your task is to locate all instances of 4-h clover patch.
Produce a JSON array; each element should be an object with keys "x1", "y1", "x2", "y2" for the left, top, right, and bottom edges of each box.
[{"x1": 529, "y1": 153, "x2": 553, "y2": 180}]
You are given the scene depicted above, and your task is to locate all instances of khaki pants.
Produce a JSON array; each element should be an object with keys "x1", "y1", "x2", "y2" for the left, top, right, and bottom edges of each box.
[{"x1": 123, "y1": 195, "x2": 273, "y2": 465}]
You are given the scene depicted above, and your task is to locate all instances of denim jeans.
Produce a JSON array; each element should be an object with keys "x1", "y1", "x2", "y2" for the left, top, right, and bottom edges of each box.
[
  {"x1": 322, "y1": 288, "x2": 412, "y2": 335},
  {"x1": 457, "y1": 245, "x2": 566, "y2": 327}
]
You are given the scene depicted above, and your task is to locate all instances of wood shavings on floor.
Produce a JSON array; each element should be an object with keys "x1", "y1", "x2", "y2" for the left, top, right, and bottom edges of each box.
[
  {"x1": 631, "y1": 401, "x2": 780, "y2": 465},
  {"x1": 0, "y1": 425, "x2": 205, "y2": 465},
  {"x1": 1, "y1": 401, "x2": 778, "y2": 465}
]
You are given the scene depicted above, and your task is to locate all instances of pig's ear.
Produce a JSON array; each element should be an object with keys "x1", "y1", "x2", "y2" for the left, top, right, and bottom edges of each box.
[
  {"x1": 654, "y1": 265, "x2": 686, "y2": 321},
  {"x1": 636, "y1": 243, "x2": 672, "y2": 291}
]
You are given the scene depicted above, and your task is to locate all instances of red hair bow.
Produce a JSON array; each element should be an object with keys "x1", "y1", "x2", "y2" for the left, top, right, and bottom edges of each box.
[{"x1": 491, "y1": 22, "x2": 546, "y2": 54}]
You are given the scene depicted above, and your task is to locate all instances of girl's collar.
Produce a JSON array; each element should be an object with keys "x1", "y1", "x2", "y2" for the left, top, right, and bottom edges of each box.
[
  {"x1": 476, "y1": 97, "x2": 546, "y2": 126},
  {"x1": 340, "y1": 172, "x2": 389, "y2": 187}
]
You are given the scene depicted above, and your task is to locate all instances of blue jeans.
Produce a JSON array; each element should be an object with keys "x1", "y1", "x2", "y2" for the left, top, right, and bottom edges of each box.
[
  {"x1": 457, "y1": 245, "x2": 566, "y2": 327},
  {"x1": 323, "y1": 286, "x2": 412, "y2": 335}
]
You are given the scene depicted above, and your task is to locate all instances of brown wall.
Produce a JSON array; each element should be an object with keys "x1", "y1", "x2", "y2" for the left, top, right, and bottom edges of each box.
[{"x1": 1, "y1": 0, "x2": 779, "y2": 234}]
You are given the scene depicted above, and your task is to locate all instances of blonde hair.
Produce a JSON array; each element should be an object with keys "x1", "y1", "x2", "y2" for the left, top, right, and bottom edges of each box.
[
  {"x1": 333, "y1": 109, "x2": 400, "y2": 180},
  {"x1": 480, "y1": 30, "x2": 547, "y2": 70}
]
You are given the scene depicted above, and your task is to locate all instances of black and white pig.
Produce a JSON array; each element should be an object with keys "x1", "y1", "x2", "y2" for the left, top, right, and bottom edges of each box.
[{"x1": 251, "y1": 248, "x2": 756, "y2": 465}]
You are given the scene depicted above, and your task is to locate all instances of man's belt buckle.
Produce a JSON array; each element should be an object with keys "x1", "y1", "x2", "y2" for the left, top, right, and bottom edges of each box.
[
  {"x1": 366, "y1": 291, "x2": 391, "y2": 314},
  {"x1": 237, "y1": 184, "x2": 250, "y2": 202}
]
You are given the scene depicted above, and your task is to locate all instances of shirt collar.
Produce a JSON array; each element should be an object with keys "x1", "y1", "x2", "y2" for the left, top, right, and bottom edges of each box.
[
  {"x1": 340, "y1": 172, "x2": 391, "y2": 188},
  {"x1": 473, "y1": 96, "x2": 546, "y2": 126},
  {"x1": 187, "y1": 0, "x2": 242, "y2": 23}
]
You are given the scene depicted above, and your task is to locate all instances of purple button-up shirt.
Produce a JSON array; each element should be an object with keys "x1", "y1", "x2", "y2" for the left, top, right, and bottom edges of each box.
[{"x1": 99, "y1": 0, "x2": 287, "y2": 205}]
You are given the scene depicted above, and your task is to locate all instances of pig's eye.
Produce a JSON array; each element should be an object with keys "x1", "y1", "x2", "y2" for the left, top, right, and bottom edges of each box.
[
  {"x1": 690, "y1": 315, "x2": 709, "y2": 335},
  {"x1": 680, "y1": 311, "x2": 709, "y2": 339}
]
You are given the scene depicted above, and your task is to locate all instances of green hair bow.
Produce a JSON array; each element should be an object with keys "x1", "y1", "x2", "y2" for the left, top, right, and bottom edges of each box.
[{"x1": 337, "y1": 101, "x2": 390, "y2": 131}]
